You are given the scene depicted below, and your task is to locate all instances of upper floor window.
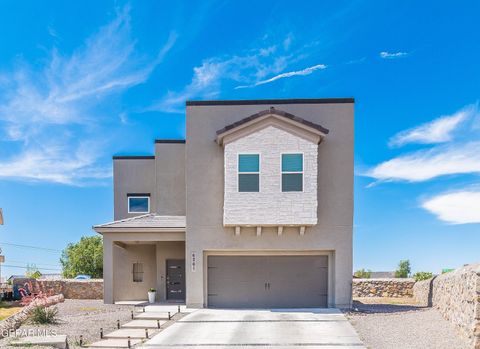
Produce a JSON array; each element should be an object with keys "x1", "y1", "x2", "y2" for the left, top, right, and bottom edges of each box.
[
  {"x1": 282, "y1": 153, "x2": 303, "y2": 192},
  {"x1": 128, "y1": 195, "x2": 150, "y2": 213},
  {"x1": 238, "y1": 154, "x2": 260, "y2": 192}
]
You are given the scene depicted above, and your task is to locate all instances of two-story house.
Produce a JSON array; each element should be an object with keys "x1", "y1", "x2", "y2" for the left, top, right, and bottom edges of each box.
[{"x1": 94, "y1": 98, "x2": 354, "y2": 308}]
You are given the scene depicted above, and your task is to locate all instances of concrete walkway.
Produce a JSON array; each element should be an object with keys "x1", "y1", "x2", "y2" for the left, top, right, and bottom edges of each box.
[
  {"x1": 88, "y1": 305, "x2": 178, "y2": 348},
  {"x1": 141, "y1": 308, "x2": 366, "y2": 348}
]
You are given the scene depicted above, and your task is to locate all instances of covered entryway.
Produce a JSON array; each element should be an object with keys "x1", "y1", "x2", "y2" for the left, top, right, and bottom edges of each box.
[
  {"x1": 207, "y1": 255, "x2": 328, "y2": 308},
  {"x1": 93, "y1": 214, "x2": 186, "y2": 304}
]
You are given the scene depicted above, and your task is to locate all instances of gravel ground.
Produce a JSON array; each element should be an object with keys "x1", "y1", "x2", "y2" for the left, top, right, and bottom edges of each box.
[
  {"x1": 346, "y1": 299, "x2": 468, "y2": 349},
  {"x1": 0, "y1": 299, "x2": 134, "y2": 348}
]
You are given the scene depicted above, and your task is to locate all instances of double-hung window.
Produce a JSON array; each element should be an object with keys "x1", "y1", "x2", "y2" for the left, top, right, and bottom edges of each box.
[
  {"x1": 128, "y1": 194, "x2": 150, "y2": 213},
  {"x1": 238, "y1": 154, "x2": 260, "y2": 192},
  {"x1": 281, "y1": 153, "x2": 303, "y2": 192}
]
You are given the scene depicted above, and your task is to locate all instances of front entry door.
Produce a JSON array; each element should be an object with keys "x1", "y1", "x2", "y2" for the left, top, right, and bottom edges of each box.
[{"x1": 166, "y1": 259, "x2": 186, "y2": 301}]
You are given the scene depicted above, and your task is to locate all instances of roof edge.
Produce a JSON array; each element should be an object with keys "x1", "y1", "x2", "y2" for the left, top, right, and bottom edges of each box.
[
  {"x1": 187, "y1": 98, "x2": 354, "y2": 106},
  {"x1": 113, "y1": 155, "x2": 155, "y2": 160},
  {"x1": 216, "y1": 107, "x2": 329, "y2": 145}
]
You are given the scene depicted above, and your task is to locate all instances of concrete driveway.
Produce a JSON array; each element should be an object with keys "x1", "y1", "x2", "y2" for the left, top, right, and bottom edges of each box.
[{"x1": 142, "y1": 308, "x2": 365, "y2": 348}]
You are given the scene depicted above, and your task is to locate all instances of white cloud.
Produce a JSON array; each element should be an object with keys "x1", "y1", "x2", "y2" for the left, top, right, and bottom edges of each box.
[
  {"x1": 0, "y1": 141, "x2": 110, "y2": 185},
  {"x1": 389, "y1": 104, "x2": 477, "y2": 147},
  {"x1": 368, "y1": 141, "x2": 480, "y2": 182},
  {"x1": 151, "y1": 55, "x2": 260, "y2": 113},
  {"x1": 150, "y1": 34, "x2": 321, "y2": 113},
  {"x1": 422, "y1": 191, "x2": 480, "y2": 224},
  {"x1": 0, "y1": 7, "x2": 175, "y2": 184},
  {"x1": 236, "y1": 64, "x2": 327, "y2": 89},
  {"x1": 380, "y1": 51, "x2": 408, "y2": 59}
]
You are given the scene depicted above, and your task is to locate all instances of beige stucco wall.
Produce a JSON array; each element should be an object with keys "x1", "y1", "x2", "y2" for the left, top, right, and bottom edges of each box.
[
  {"x1": 154, "y1": 143, "x2": 186, "y2": 216},
  {"x1": 114, "y1": 158, "x2": 156, "y2": 220},
  {"x1": 185, "y1": 102, "x2": 354, "y2": 308},
  {"x1": 113, "y1": 144, "x2": 185, "y2": 221},
  {"x1": 113, "y1": 244, "x2": 157, "y2": 301},
  {"x1": 224, "y1": 125, "x2": 318, "y2": 226}
]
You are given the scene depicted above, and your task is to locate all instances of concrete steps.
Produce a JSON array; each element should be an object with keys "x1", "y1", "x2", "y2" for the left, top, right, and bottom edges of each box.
[
  {"x1": 122, "y1": 319, "x2": 166, "y2": 329},
  {"x1": 104, "y1": 328, "x2": 159, "y2": 339},
  {"x1": 88, "y1": 305, "x2": 180, "y2": 348},
  {"x1": 88, "y1": 338, "x2": 143, "y2": 348},
  {"x1": 133, "y1": 312, "x2": 170, "y2": 320}
]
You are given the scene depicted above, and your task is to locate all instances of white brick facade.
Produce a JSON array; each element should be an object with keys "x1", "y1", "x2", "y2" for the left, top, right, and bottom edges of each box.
[{"x1": 223, "y1": 125, "x2": 318, "y2": 226}]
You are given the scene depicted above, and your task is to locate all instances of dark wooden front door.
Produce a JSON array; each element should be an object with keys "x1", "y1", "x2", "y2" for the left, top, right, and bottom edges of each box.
[{"x1": 166, "y1": 259, "x2": 186, "y2": 301}]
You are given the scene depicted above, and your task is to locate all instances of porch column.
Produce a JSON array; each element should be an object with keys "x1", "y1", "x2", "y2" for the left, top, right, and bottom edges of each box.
[{"x1": 103, "y1": 235, "x2": 114, "y2": 304}]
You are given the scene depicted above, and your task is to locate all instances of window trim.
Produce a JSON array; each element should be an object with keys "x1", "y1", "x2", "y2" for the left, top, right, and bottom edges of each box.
[
  {"x1": 132, "y1": 262, "x2": 144, "y2": 283},
  {"x1": 237, "y1": 153, "x2": 261, "y2": 193},
  {"x1": 127, "y1": 195, "x2": 151, "y2": 214},
  {"x1": 280, "y1": 152, "x2": 304, "y2": 192}
]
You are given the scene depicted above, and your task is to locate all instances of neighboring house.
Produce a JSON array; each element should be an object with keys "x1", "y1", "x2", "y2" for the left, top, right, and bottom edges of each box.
[{"x1": 94, "y1": 98, "x2": 354, "y2": 308}]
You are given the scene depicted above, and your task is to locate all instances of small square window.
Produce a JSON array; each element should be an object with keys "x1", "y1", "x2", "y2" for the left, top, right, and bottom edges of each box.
[
  {"x1": 133, "y1": 263, "x2": 143, "y2": 282},
  {"x1": 238, "y1": 154, "x2": 260, "y2": 192},
  {"x1": 282, "y1": 154, "x2": 303, "y2": 192},
  {"x1": 128, "y1": 196, "x2": 150, "y2": 213}
]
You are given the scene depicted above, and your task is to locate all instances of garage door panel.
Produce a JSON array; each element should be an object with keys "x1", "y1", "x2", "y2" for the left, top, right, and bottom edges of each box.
[
  {"x1": 208, "y1": 256, "x2": 268, "y2": 308},
  {"x1": 207, "y1": 255, "x2": 328, "y2": 308}
]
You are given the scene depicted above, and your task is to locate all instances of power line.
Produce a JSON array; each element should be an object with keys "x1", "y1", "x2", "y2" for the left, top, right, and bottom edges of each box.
[
  {"x1": 2, "y1": 264, "x2": 61, "y2": 271},
  {"x1": 0, "y1": 242, "x2": 62, "y2": 253},
  {"x1": 6, "y1": 260, "x2": 62, "y2": 267}
]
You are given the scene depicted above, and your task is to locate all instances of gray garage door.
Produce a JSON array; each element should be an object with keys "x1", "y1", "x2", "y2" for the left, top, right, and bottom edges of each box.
[{"x1": 207, "y1": 255, "x2": 328, "y2": 308}]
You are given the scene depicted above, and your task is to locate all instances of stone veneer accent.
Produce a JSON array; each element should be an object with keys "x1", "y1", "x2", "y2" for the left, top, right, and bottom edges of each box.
[
  {"x1": 13, "y1": 278, "x2": 103, "y2": 299},
  {"x1": 413, "y1": 264, "x2": 480, "y2": 349},
  {"x1": 224, "y1": 125, "x2": 318, "y2": 226},
  {"x1": 0, "y1": 294, "x2": 64, "y2": 339},
  {"x1": 352, "y1": 278, "x2": 415, "y2": 298}
]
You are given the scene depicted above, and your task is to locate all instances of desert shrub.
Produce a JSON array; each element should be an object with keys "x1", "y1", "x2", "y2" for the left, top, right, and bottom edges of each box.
[
  {"x1": 354, "y1": 269, "x2": 372, "y2": 278},
  {"x1": 413, "y1": 272, "x2": 433, "y2": 281},
  {"x1": 31, "y1": 306, "x2": 58, "y2": 324},
  {"x1": 394, "y1": 260, "x2": 411, "y2": 278}
]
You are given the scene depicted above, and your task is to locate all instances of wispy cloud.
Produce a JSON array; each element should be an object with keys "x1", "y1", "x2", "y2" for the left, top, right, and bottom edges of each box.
[
  {"x1": 388, "y1": 104, "x2": 477, "y2": 147},
  {"x1": 150, "y1": 55, "x2": 262, "y2": 113},
  {"x1": 379, "y1": 51, "x2": 408, "y2": 59},
  {"x1": 367, "y1": 141, "x2": 480, "y2": 182},
  {"x1": 150, "y1": 34, "x2": 323, "y2": 113},
  {"x1": 367, "y1": 103, "x2": 480, "y2": 183},
  {"x1": 422, "y1": 190, "x2": 480, "y2": 224},
  {"x1": 235, "y1": 64, "x2": 327, "y2": 89},
  {"x1": 0, "y1": 6, "x2": 175, "y2": 184}
]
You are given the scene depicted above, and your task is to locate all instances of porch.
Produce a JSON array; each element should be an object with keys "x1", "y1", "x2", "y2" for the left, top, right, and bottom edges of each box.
[{"x1": 93, "y1": 214, "x2": 186, "y2": 304}]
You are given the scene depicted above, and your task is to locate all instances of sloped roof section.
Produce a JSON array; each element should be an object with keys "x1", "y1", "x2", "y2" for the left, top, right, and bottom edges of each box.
[
  {"x1": 216, "y1": 107, "x2": 329, "y2": 136},
  {"x1": 93, "y1": 214, "x2": 186, "y2": 232},
  {"x1": 216, "y1": 107, "x2": 329, "y2": 146}
]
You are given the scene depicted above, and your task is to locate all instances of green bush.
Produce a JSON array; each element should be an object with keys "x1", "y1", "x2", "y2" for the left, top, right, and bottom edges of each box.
[
  {"x1": 394, "y1": 260, "x2": 411, "y2": 278},
  {"x1": 413, "y1": 272, "x2": 433, "y2": 281},
  {"x1": 31, "y1": 306, "x2": 59, "y2": 324},
  {"x1": 61, "y1": 236, "x2": 103, "y2": 278},
  {"x1": 354, "y1": 269, "x2": 372, "y2": 278}
]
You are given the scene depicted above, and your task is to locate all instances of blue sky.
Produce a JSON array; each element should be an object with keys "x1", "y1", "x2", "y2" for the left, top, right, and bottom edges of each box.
[{"x1": 0, "y1": 0, "x2": 479, "y2": 278}]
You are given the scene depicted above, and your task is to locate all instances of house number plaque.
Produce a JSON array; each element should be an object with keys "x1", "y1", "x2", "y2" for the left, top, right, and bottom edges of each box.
[{"x1": 191, "y1": 251, "x2": 196, "y2": 272}]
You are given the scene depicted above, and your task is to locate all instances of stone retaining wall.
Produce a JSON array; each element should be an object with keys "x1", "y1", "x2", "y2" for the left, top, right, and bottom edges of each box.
[
  {"x1": 413, "y1": 264, "x2": 480, "y2": 349},
  {"x1": 353, "y1": 278, "x2": 415, "y2": 298},
  {"x1": 13, "y1": 278, "x2": 103, "y2": 300},
  {"x1": 0, "y1": 294, "x2": 64, "y2": 339}
]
